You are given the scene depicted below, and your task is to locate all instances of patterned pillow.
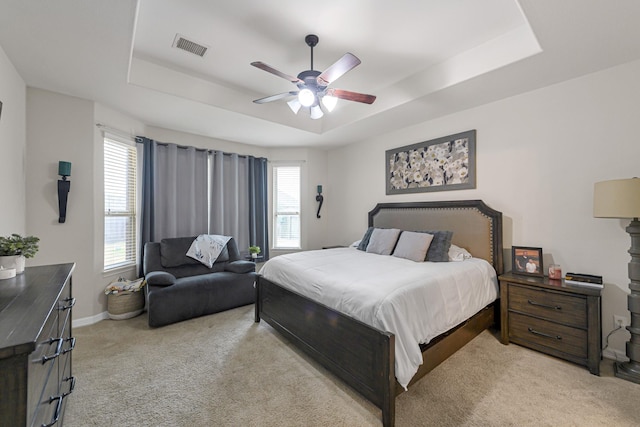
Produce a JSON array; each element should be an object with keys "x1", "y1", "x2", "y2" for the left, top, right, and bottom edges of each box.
[
  {"x1": 186, "y1": 234, "x2": 232, "y2": 268},
  {"x1": 420, "y1": 230, "x2": 454, "y2": 262}
]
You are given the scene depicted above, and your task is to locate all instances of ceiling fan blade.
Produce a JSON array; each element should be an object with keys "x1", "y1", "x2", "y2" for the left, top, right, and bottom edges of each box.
[
  {"x1": 251, "y1": 62, "x2": 303, "y2": 84},
  {"x1": 316, "y1": 53, "x2": 361, "y2": 86},
  {"x1": 327, "y1": 88, "x2": 376, "y2": 105},
  {"x1": 253, "y1": 91, "x2": 298, "y2": 104}
]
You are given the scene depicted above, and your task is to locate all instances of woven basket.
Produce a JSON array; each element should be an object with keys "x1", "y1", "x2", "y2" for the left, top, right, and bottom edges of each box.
[{"x1": 107, "y1": 290, "x2": 144, "y2": 320}]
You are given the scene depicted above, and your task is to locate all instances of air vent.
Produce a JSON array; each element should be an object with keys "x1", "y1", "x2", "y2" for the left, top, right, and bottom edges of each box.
[{"x1": 172, "y1": 34, "x2": 208, "y2": 57}]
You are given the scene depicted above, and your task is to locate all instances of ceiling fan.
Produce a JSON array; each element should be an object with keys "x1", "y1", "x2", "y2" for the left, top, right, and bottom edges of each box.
[{"x1": 251, "y1": 34, "x2": 376, "y2": 120}]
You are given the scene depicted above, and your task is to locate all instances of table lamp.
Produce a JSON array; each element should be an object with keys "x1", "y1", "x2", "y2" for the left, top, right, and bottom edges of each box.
[{"x1": 594, "y1": 177, "x2": 640, "y2": 383}]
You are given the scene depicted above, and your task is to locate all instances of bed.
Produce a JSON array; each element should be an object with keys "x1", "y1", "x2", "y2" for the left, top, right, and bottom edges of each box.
[{"x1": 254, "y1": 200, "x2": 503, "y2": 426}]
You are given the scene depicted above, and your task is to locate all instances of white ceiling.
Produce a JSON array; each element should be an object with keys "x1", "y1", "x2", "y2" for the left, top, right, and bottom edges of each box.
[{"x1": 1, "y1": 0, "x2": 640, "y2": 148}]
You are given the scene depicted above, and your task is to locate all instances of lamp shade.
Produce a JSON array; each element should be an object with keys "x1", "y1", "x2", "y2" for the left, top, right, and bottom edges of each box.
[
  {"x1": 593, "y1": 178, "x2": 640, "y2": 218},
  {"x1": 58, "y1": 161, "x2": 72, "y2": 177}
]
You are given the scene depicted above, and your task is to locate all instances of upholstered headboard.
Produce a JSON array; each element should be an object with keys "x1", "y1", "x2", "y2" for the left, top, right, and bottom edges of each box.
[{"x1": 368, "y1": 200, "x2": 503, "y2": 274}]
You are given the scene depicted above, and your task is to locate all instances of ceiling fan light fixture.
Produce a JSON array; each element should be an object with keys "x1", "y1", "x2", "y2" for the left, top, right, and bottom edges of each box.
[
  {"x1": 310, "y1": 105, "x2": 324, "y2": 120},
  {"x1": 298, "y1": 88, "x2": 316, "y2": 107},
  {"x1": 321, "y1": 95, "x2": 337, "y2": 112},
  {"x1": 287, "y1": 98, "x2": 302, "y2": 114}
]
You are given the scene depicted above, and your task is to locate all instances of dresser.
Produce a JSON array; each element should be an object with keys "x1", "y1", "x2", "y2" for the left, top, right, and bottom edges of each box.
[
  {"x1": 499, "y1": 271, "x2": 601, "y2": 375},
  {"x1": 0, "y1": 263, "x2": 76, "y2": 427}
]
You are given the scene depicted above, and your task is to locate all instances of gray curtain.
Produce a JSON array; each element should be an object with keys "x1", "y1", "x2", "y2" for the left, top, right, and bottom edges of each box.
[
  {"x1": 140, "y1": 138, "x2": 269, "y2": 266},
  {"x1": 209, "y1": 151, "x2": 250, "y2": 255},
  {"x1": 248, "y1": 156, "x2": 269, "y2": 261},
  {"x1": 139, "y1": 137, "x2": 208, "y2": 247}
]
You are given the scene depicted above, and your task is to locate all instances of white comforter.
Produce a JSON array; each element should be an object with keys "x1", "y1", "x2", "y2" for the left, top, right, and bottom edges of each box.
[{"x1": 259, "y1": 247, "x2": 498, "y2": 388}]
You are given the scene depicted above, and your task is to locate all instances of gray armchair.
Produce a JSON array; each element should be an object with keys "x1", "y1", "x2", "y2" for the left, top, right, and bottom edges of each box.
[{"x1": 143, "y1": 236, "x2": 256, "y2": 327}]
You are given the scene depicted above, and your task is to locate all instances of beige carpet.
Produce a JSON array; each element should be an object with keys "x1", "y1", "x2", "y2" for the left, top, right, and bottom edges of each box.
[{"x1": 65, "y1": 305, "x2": 639, "y2": 426}]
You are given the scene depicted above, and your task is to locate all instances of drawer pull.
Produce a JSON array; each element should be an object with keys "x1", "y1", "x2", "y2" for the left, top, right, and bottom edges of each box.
[
  {"x1": 63, "y1": 375, "x2": 76, "y2": 394},
  {"x1": 41, "y1": 338, "x2": 64, "y2": 364},
  {"x1": 62, "y1": 336, "x2": 76, "y2": 354},
  {"x1": 41, "y1": 393, "x2": 65, "y2": 427},
  {"x1": 527, "y1": 299, "x2": 561, "y2": 311},
  {"x1": 60, "y1": 297, "x2": 76, "y2": 311},
  {"x1": 41, "y1": 376, "x2": 75, "y2": 427},
  {"x1": 528, "y1": 327, "x2": 562, "y2": 340}
]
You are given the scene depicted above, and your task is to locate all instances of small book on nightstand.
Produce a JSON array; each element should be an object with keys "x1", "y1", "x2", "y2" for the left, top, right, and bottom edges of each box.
[{"x1": 564, "y1": 272, "x2": 603, "y2": 288}]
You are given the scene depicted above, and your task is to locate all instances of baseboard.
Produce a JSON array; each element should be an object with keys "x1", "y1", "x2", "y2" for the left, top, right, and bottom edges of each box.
[
  {"x1": 73, "y1": 311, "x2": 109, "y2": 328},
  {"x1": 603, "y1": 348, "x2": 630, "y2": 363}
]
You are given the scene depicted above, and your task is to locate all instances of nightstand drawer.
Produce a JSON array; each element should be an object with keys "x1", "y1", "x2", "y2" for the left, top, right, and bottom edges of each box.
[
  {"x1": 509, "y1": 312, "x2": 587, "y2": 358},
  {"x1": 508, "y1": 284, "x2": 587, "y2": 328}
]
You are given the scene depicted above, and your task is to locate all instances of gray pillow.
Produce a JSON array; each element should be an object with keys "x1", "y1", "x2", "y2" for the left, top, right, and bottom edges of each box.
[
  {"x1": 357, "y1": 227, "x2": 374, "y2": 251},
  {"x1": 419, "y1": 230, "x2": 454, "y2": 262},
  {"x1": 366, "y1": 228, "x2": 401, "y2": 255},
  {"x1": 392, "y1": 231, "x2": 434, "y2": 262},
  {"x1": 160, "y1": 237, "x2": 201, "y2": 267},
  {"x1": 145, "y1": 271, "x2": 176, "y2": 286}
]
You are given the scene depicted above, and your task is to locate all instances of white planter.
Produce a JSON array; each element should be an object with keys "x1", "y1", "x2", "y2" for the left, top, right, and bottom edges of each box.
[
  {"x1": 0, "y1": 255, "x2": 26, "y2": 274},
  {"x1": 251, "y1": 253, "x2": 258, "y2": 259}
]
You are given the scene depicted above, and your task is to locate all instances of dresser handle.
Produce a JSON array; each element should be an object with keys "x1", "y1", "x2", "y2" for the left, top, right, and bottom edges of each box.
[
  {"x1": 62, "y1": 337, "x2": 76, "y2": 354},
  {"x1": 528, "y1": 327, "x2": 562, "y2": 340},
  {"x1": 41, "y1": 376, "x2": 74, "y2": 427},
  {"x1": 41, "y1": 338, "x2": 64, "y2": 364},
  {"x1": 527, "y1": 299, "x2": 561, "y2": 311},
  {"x1": 41, "y1": 392, "x2": 67, "y2": 427},
  {"x1": 60, "y1": 297, "x2": 76, "y2": 311},
  {"x1": 63, "y1": 375, "x2": 76, "y2": 394}
]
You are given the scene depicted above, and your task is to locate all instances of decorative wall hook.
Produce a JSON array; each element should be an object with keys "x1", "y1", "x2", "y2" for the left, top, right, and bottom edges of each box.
[
  {"x1": 316, "y1": 185, "x2": 324, "y2": 219},
  {"x1": 58, "y1": 161, "x2": 71, "y2": 223}
]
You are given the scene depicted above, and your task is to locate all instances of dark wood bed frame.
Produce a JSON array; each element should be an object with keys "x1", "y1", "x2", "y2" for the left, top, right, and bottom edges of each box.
[{"x1": 255, "y1": 200, "x2": 503, "y2": 426}]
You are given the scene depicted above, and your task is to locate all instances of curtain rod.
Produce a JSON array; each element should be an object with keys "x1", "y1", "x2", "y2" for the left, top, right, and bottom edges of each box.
[
  {"x1": 97, "y1": 124, "x2": 267, "y2": 160},
  {"x1": 95, "y1": 123, "x2": 137, "y2": 140}
]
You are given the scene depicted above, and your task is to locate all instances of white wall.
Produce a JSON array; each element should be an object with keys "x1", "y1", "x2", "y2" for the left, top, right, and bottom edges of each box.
[
  {"x1": 26, "y1": 88, "x2": 98, "y2": 319},
  {"x1": 326, "y1": 59, "x2": 640, "y2": 358},
  {"x1": 0, "y1": 44, "x2": 26, "y2": 235}
]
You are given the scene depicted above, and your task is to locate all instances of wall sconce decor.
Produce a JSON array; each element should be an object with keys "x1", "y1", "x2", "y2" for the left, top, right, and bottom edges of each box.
[
  {"x1": 316, "y1": 185, "x2": 324, "y2": 219},
  {"x1": 58, "y1": 161, "x2": 71, "y2": 223}
]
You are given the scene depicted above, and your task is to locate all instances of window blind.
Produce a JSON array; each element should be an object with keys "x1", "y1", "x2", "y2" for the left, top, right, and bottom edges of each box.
[
  {"x1": 273, "y1": 165, "x2": 301, "y2": 248},
  {"x1": 104, "y1": 137, "x2": 137, "y2": 270}
]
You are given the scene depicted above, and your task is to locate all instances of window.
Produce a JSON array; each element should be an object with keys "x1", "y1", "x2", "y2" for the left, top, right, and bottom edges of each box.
[
  {"x1": 104, "y1": 136, "x2": 137, "y2": 270},
  {"x1": 273, "y1": 165, "x2": 301, "y2": 249}
]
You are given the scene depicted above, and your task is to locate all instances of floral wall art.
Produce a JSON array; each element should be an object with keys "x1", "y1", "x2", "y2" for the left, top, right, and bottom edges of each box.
[{"x1": 385, "y1": 130, "x2": 476, "y2": 194}]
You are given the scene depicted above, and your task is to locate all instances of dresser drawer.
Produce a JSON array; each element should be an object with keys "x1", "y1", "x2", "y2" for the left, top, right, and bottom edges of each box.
[
  {"x1": 509, "y1": 312, "x2": 587, "y2": 358},
  {"x1": 508, "y1": 284, "x2": 587, "y2": 328}
]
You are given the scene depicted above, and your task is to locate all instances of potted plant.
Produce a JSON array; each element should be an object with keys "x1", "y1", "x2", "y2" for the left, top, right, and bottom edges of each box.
[
  {"x1": 0, "y1": 234, "x2": 40, "y2": 274},
  {"x1": 249, "y1": 245, "x2": 261, "y2": 259}
]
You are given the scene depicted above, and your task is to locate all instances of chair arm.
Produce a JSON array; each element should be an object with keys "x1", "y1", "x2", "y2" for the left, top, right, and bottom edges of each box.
[
  {"x1": 225, "y1": 260, "x2": 256, "y2": 274},
  {"x1": 145, "y1": 271, "x2": 176, "y2": 286}
]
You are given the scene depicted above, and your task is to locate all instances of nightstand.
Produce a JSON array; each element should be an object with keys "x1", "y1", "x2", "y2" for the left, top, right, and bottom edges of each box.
[{"x1": 499, "y1": 272, "x2": 602, "y2": 375}]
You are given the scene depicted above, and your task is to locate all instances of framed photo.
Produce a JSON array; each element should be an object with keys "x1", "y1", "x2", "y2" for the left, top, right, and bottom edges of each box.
[
  {"x1": 385, "y1": 129, "x2": 476, "y2": 194},
  {"x1": 512, "y1": 246, "x2": 543, "y2": 277}
]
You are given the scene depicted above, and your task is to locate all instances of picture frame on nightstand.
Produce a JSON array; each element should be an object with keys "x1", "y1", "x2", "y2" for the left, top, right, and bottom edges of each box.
[{"x1": 512, "y1": 246, "x2": 543, "y2": 277}]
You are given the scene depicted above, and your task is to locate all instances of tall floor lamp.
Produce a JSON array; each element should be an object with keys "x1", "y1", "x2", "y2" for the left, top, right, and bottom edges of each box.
[{"x1": 594, "y1": 177, "x2": 640, "y2": 384}]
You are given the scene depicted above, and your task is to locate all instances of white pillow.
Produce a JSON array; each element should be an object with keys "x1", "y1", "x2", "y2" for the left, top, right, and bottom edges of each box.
[
  {"x1": 366, "y1": 228, "x2": 402, "y2": 255},
  {"x1": 392, "y1": 231, "x2": 434, "y2": 262},
  {"x1": 448, "y1": 244, "x2": 472, "y2": 262},
  {"x1": 186, "y1": 234, "x2": 231, "y2": 268}
]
